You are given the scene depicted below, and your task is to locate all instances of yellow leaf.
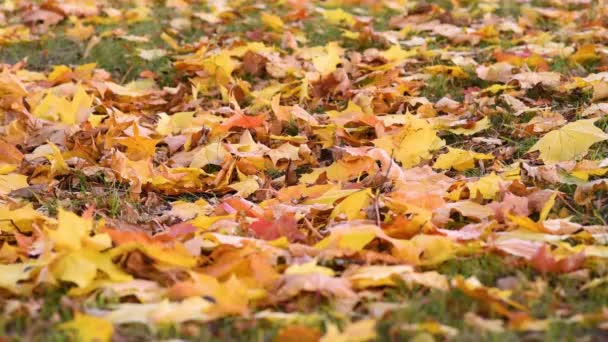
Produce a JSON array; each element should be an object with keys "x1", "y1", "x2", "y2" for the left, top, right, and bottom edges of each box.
[
  {"x1": 47, "y1": 209, "x2": 92, "y2": 251},
  {"x1": 322, "y1": 8, "x2": 356, "y2": 27},
  {"x1": 392, "y1": 234, "x2": 456, "y2": 266},
  {"x1": 190, "y1": 142, "x2": 228, "y2": 168},
  {"x1": 66, "y1": 20, "x2": 95, "y2": 41},
  {"x1": 348, "y1": 265, "x2": 413, "y2": 289},
  {"x1": 310, "y1": 42, "x2": 344, "y2": 76},
  {"x1": 203, "y1": 51, "x2": 237, "y2": 85},
  {"x1": 570, "y1": 160, "x2": 608, "y2": 180},
  {"x1": 161, "y1": 32, "x2": 180, "y2": 50},
  {"x1": 0, "y1": 173, "x2": 28, "y2": 195},
  {"x1": 261, "y1": 13, "x2": 284, "y2": 32},
  {"x1": 433, "y1": 147, "x2": 494, "y2": 171},
  {"x1": 267, "y1": 143, "x2": 300, "y2": 165},
  {"x1": 321, "y1": 319, "x2": 377, "y2": 342},
  {"x1": 190, "y1": 214, "x2": 233, "y2": 231},
  {"x1": 569, "y1": 44, "x2": 599, "y2": 65},
  {"x1": 315, "y1": 226, "x2": 376, "y2": 251},
  {"x1": 303, "y1": 187, "x2": 360, "y2": 205},
  {"x1": 168, "y1": 199, "x2": 210, "y2": 220},
  {"x1": 0, "y1": 165, "x2": 17, "y2": 174},
  {"x1": 229, "y1": 175, "x2": 260, "y2": 198},
  {"x1": 341, "y1": 29, "x2": 360, "y2": 40},
  {"x1": 338, "y1": 230, "x2": 377, "y2": 250},
  {"x1": 33, "y1": 85, "x2": 93, "y2": 124},
  {"x1": 373, "y1": 114, "x2": 444, "y2": 167},
  {"x1": 115, "y1": 133, "x2": 160, "y2": 160},
  {"x1": 109, "y1": 243, "x2": 197, "y2": 268},
  {"x1": 592, "y1": 81, "x2": 608, "y2": 102},
  {"x1": 103, "y1": 297, "x2": 212, "y2": 325},
  {"x1": 47, "y1": 142, "x2": 70, "y2": 176},
  {"x1": 59, "y1": 313, "x2": 113, "y2": 342},
  {"x1": 88, "y1": 114, "x2": 107, "y2": 128},
  {"x1": 379, "y1": 45, "x2": 416, "y2": 63},
  {"x1": 539, "y1": 191, "x2": 557, "y2": 221},
  {"x1": 0, "y1": 263, "x2": 37, "y2": 294},
  {"x1": 425, "y1": 65, "x2": 468, "y2": 79},
  {"x1": 268, "y1": 236, "x2": 289, "y2": 249},
  {"x1": 285, "y1": 259, "x2": 335, "y2": 277},
  {"x1": 330, "y1": 188, "x2": 372, "y2": 220},
  {"x1": 410, "y1": 234, "x2": 455, "y2": 266},
  {"x1": 528, "y1": 119, "x2": 608, "y2": 164},
  {"x1": 446, "y1": 117, "x2": 490, "y2": 135},
  {"x1": 0, "y1": 203, "x2": 46, "y2": 233},
  {"x1": 48, "y1": 65, "x2": 71, "y2": 83},
  {"x1": 52, "y1": 249, "x2": 132, "y2": 288},
  {"x1": 482, "y1": 84, "x2": 514, "y2": 94},
  {"x1": 156, "y1": 111, "x2": 195, "y2": 135},
  {"x1": 32, "y1": 92, "x2": 68, "y2": 122},
  {"x1": 467, "y1": 172, "x2": 503, "y2": 199}
]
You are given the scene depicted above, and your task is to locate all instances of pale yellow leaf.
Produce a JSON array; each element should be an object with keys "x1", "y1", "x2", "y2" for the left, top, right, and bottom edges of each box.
[{"x1": 529, "y1": 119, "x2": 608, "y2": 164}]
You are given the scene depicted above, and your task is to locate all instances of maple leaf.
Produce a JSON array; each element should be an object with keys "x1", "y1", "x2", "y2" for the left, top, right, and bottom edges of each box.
[
  {"x1": 433, "y1": 147, "x2": 494, "y2": 171},
  {"x1": 249, "y1": 212, "x2": 305, "y2": 242},
  {"x1": 330, "y1": 188, "x2": 372, "y2": 220},
  {"x1": 58, "y1": 313, "x2": 113, "y2": 342},
  {"x1": 530, "y1": 245, "x2": 585, "y2": 274},
  {"x1": 32, "y1": 84, "x2": 93, "y2": 124},
  {"x1": 51, "y1": 249, "x2": 132, "y2": 288},
  {"x1": 261, "y1": 13, "x2": 284, "y2": 32},
  {"x1": 320, "y1": 319, "x2": 376, "y2": 342},
  {"x1": 529, "y1": 119, "x2": 608, "y2": 164},
  {"x1": 0, "y1": 173, "x2": 28, "y2": 195},
  {"x1": 373, "y1": 114, "x2": 444, "y2": 168},
  {"x1": 0, "y1": 262, "x2": 38, "y2": 294},
  {"x1": 308, "y1": 42, "x2": 344, "y2": 76},
  {"x1": 220, "y1": 112, "x2": 266, "y2": 131},
  {"x1": 321, "y1": 8, "x2": 356, "y2": 26}
]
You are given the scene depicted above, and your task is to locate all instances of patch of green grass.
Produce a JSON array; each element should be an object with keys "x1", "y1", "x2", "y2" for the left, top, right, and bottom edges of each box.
[
  {"x1": 85, "y1": 38, "x2": 175, "y2": 86},
  {"x1": 536, "y1": 17, "x2": 560, "y2": 32},
  {"x1": 0, "y1": 35, "x2": 83, "y2": 69},
  {"x1": 303, "y1": 18, "x2": 344, "y2": 47},
  {"x1": 426, "y1": 0, "x2": 455, "y2": 11},
  {"x1": 0, "y1": 7, "x2": 179, "y2": 86},
  {"x1": 0, "y1": 288, "x2": 73, "y2": 340},
  {"x1": 265, "y1": 168, "x2": 284, "y2": 179},
  {"x1": 495, "y1": 0, "x2": 522, "y2": 18},
  {"x1": 435, "y1": 255, "x2": 522, "y2": 284},
  {"x1": 514, "y1": 136, "x2": 539, "y2": 159},
  {"x1": 113, "y1": 318, "x2": 283, "y2": 341},
  {"x1": 371, "y1": 8, "x2": 400, "y2": 31},
  {"x1": 420, "y1": 75, "x2": 464, "y2": 102},
  {"x1": 284, "y1": 120, "x2": 300, "y2": 136},
  {"x1": 378, "y1": 285, "x2": 480, "y2": 339},
  {"x1": 550, "y1": 57, "x2": 570, "y2": 74}
]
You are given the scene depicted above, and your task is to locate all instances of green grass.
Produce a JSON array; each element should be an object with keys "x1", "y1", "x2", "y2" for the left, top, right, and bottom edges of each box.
[
  {"x1": 0, "y1": 35, "x2": 83, "y2": 69},
  {"x1": 420, "y1": 75, "x2": 464, "y2": 102},
  {"x1": 0, "y1": 6, "x2": 179, "y2": 86},
  {"x1": 303, "y1": 17, "x2": 345, "y2": 47}
]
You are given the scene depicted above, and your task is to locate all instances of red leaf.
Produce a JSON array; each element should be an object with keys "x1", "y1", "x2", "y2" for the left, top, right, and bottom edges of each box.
[
  {"x1": 220, "y1": 112, "x2": 266, "y2": 131},
  {"x1": 249, "y1": 212, "x2": 305, "y2": 242},
  {"x1": 161, "y1": 222, "x2": 197, "y2": 239},
  {"x1": 530, "y1": 244, "x2": 585, "y2": 274}
]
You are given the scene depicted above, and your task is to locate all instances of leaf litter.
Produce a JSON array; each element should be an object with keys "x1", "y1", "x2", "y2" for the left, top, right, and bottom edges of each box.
[{"x1": 1, "y1": 0, "x2": 608, "y2": 340}]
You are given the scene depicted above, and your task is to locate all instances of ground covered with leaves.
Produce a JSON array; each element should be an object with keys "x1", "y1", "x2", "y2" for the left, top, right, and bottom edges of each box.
[{"x1": 1, "y1": 0, "x2": 608, "y2": 340}]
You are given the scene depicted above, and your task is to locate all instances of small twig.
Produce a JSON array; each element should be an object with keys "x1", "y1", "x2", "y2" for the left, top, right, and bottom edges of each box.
[
  {"x1": 374, "y1": 189, "x2": 381, "y2": 227},
  {"x1": 303, "y1": 217, "x2": 323, "y2": 239},
  {"x1": 120, "y1": 65, "x2": 135, "y2": 84}
]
